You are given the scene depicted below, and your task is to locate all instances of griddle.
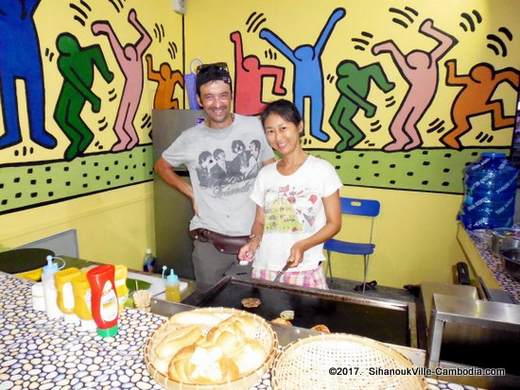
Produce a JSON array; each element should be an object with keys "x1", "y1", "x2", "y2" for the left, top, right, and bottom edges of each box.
[
  {"x1": 184, "y1": 277, "x2": 411, "y2": 347},
  {"x1": 0, "y1": 248, "x2": 54, "y2": 274}
]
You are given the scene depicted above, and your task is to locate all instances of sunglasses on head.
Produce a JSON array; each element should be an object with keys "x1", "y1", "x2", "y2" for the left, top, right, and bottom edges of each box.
[{"x1": 196, "y1": 62, "x2": 229, "y2": 74}]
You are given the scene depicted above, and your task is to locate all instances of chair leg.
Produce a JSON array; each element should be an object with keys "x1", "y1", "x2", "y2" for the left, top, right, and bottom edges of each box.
[
  {"x1": 362, "y1": 255, "x2": 369, "y2": 294},
  {"x1": 326, "y1": 251, "x2": 333, "y2": 283}
]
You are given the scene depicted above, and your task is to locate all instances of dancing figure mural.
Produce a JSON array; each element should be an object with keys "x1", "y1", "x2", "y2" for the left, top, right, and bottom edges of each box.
[
  {"x1": 146, "y1": 54, "x2": 184, "y2": 110},
  {"x1": 329, "y1": 60, "x2": 395, "y2": 152},
  {"x1": 259, "y1": 7, "x2": 345, "y2": 141},
  {"x1": 230, "y1": 31, "x2": 286, "y2": 115},
  {"x1": 92, "y1": 8, "x2": 152, "y2": 151},
  {"x1": 441, "y1": 60, "x2": 520, "y2": 149},
  {"x1": 372, "y1": 19, "x2": 457, "y2": 151},
  {"x1": 0, "y1": 0, "x2": 57, "y2": 149},
  {"x1": 54, "y1": 33, "x2": 114, "y2": 161}
]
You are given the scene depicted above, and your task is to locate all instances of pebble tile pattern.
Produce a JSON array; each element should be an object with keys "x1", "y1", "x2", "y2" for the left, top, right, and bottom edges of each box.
[{"x1": 0, "y1": 272, "x2": 473, "y2": 389}]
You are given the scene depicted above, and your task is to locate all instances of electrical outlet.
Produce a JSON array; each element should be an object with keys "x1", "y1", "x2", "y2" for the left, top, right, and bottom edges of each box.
[{"x1": 173, "y1": 0, "x2": 186, "y2": 14}]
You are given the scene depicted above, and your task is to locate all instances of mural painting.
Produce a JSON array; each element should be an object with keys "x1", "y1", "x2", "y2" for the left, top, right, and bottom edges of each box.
[{"x1": 0, "y1": 0, "x2": 519, "y2": 216}]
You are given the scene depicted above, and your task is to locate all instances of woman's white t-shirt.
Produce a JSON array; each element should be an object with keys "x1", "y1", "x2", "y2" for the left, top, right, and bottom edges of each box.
[{"x1": 250, "y1": 155, "x2": 342, "y2": 272}]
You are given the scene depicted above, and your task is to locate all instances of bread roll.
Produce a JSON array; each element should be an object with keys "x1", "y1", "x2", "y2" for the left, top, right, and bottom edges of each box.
[
  {"x1": 155, "y1": 325, "x2": 203, "y2": 360},
  {"x1": 231, "y1": 339, "x2": 266, "y2": 374},
  {"x1": 169, "y1": 310, "x2": 231, "y2": 327},
  {"x1": 168, "y1": 345, "x2": 240, "y2": 384}
]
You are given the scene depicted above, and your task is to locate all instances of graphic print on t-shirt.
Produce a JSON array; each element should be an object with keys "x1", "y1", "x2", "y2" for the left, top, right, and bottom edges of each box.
[
  {"x1": 195, "y1": 138, "x2": 262, "y2": 196},
  {"x1": 264, "y1": 184, "x2": 320, "y2": 233}
]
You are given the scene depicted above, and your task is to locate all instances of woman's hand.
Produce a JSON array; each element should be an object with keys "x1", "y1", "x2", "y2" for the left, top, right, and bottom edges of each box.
[{"x1": 287, "y1": 241, "x2": 306, "y2": 267}]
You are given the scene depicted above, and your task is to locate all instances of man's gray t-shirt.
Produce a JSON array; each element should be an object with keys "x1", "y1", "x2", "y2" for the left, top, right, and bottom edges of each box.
[{"x1": 162, "y1": 114, "x2": 275, "y2": 236}]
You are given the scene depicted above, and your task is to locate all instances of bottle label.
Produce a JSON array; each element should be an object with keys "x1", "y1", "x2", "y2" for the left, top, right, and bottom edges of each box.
[{"x1": 100, "y1": 281, "x2": 118, "y2": 322}]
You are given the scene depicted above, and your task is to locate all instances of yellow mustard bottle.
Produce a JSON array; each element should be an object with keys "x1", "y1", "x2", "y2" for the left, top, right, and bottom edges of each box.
[
  {"x1": 114, "y1": 264, "x2": 129, "y2": 312},
  {"x1": 72, "y1": 271, "x2": 96, "y2": 331},
  {"x1": 55, "y1": 267, "x2": 81, "y2": 322}
]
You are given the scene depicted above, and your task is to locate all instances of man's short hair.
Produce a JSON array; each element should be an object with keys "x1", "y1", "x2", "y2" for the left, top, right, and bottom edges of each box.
[{"x1": 196, "y1": 62, "x2": 232, "y2": 96}]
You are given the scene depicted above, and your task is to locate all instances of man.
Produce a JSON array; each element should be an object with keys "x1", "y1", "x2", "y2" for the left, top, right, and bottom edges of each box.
[{"x1": 154, "y1": 63, "x2": 275, "y2": 288}]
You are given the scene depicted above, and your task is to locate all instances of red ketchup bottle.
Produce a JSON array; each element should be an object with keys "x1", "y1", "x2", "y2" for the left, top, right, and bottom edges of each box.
[{"x1": 87, "y1": 265, "x2": 119, "y2": 338}]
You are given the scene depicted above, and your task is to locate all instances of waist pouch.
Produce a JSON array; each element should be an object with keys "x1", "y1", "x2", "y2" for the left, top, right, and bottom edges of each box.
[{"x1": 189, "y1": 228, "x2": 249, "y2": 255}]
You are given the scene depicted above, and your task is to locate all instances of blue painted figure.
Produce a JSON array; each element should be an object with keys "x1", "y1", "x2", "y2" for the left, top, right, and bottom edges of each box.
[
  {"x1": 259, "y1": 8, "x2": 345, "y2": 142},
  {"x1": 0, "y1": 0, "x2": 57, "y2": 149}
]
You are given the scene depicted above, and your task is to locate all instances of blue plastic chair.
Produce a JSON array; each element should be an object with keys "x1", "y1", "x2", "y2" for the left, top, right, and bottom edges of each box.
[{"x1": 324, "y1": 197, "x2": 381, "y2": 293}]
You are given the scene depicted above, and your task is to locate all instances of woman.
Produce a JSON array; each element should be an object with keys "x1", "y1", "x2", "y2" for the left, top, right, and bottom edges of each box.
[{"x1": 238, "y1": 99, "x2": 341, "y2": 289}]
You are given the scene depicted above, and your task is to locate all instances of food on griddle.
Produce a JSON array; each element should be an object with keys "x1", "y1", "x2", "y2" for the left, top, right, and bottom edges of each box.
[
  {"x1": 271, "y1": 317, "x2": 292, "y2": 326},
  {"x1": 150, "y1": 312, "x2": 269, "y2": 385},
  {"x1": 311, "y1": 324, "x2": 331, "y2": 333},
  {"x1": 241, "y1": 297, "x2": 262, "y2": 308},
  {"x1": 280, "y1": 310, "x2": 294, "y2": 320}
]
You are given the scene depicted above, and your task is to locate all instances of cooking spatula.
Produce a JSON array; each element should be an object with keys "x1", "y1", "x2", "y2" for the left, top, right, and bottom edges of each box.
[{"x1": 272, "y1": 262, "x2": 290, "y2": 283}]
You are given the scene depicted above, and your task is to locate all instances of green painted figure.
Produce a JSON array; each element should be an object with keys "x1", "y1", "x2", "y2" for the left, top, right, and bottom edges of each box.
[
  {"x1": 329, "y1": 60, "x2": 394, "y2": 152},
  {"x1": 54, "y1": 33, "x2": 114, "y2": 161}
]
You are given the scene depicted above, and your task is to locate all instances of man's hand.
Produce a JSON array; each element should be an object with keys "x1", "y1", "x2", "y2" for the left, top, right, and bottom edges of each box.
[{"x1": 238, "y1": 240, "x2": 258, "y2": 262}]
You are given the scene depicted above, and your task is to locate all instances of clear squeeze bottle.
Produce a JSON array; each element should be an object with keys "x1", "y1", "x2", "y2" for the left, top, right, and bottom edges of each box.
[
  {"x1": 165, "y1": 269, "x2": 181, "y2": 302},
  {"x1": 42, "y1": 255, "x2": 61, "y2": 319}
]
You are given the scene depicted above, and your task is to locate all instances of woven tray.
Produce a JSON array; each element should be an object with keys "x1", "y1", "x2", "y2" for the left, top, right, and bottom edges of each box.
[
  {"x1": 271, "y1": 334, "x2": 425, "y2": 390},
  {"x1": 144, "y1": 307, "x2": 278, "y2": 389}
]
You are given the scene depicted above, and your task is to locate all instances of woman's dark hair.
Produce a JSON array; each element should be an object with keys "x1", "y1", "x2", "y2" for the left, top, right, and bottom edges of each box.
[{"x1": 260, "y1": 99, "x2": 302, "y2": 127}]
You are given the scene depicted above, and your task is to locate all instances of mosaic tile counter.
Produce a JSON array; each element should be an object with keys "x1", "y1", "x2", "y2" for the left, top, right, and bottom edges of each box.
[
  {"x1": 467, "y1": 231, "x2": 520, "y2": 303},
  {"x1": 0, "y1": 272, "x2": 483, "y2": 390}
]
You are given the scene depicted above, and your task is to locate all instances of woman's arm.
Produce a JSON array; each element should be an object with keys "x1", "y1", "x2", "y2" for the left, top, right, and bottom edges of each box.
[
  {"x1": 238, "y1": 205, "x2": 265, "y2": 261},
  {"x1": 287, "y1": 190, "x2": 341, "y2": 267}
]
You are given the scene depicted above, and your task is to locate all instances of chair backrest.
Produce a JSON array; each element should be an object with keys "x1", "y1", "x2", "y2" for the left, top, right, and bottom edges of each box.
[
  {"x1": 340, "y1": 197, "x2": 380, "y2": 217},
  {"x1": 340, "y1": 197, "x2": 380, "y2": 244}
]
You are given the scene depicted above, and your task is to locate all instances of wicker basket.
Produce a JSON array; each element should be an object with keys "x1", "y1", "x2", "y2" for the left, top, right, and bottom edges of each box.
[
  {"x1": 144, "y1": 307, "x2": 278, "y2": 389},
  {"x1": 271, "y1": 334, "x2": 425, "y2": 390}
]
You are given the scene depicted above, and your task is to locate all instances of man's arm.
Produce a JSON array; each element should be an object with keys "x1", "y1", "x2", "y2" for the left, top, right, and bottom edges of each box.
[{"x1": 154, "y1": 157, "x2": 193, "y2": 200}]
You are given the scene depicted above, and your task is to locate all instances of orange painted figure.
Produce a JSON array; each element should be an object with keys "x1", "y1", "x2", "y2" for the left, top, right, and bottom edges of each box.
[
  {"x1": 441, "y1": 60, "x2": 520, "y2": 150},
  {"x1": 146, "y1": 54, "x2": 184, "y2": 110}
]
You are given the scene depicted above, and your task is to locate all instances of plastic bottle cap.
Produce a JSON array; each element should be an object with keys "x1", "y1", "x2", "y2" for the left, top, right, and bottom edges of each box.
[
  {"x1": 166, "y1": 269, "x2": 179, "y2": 284},
  {"x1": 97, "y1": 325, "x2": 119, "y2": 338},
  {"x1": 43, "y1": 255, "x2": 58, "y2": 275},
  {"x1": 145, "y1": 248, "x2": 152, "y2": 255}
]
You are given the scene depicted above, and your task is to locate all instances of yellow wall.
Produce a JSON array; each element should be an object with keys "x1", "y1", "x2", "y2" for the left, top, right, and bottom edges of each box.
[
  {"x1": 0, "y1": 183, "x2": 154, "y2": 270},
  {"x1": 337, "y1": 188, "x2": 463, "y2": 286}
]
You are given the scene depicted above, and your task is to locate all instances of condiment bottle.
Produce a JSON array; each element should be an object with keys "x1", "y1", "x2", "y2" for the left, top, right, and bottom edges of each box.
[
  {"x1": 87, "y1": 265, "x2": 119, "y2": 338},
  {"x1": 42, "y1": 255, "x2": 61, "y2": 319},
  {"x1": 72, "y1": 272, "x2": 96, "y2": 331},
  {"x1": 55, "y1": 267, "x2": 81, "y2": 324},
  {"x1": 165, "y1": 269, "x2": 181, "y2": 302},
  {"x1": 114, "y1": 264, "x2": 129, "y2": 312}
]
